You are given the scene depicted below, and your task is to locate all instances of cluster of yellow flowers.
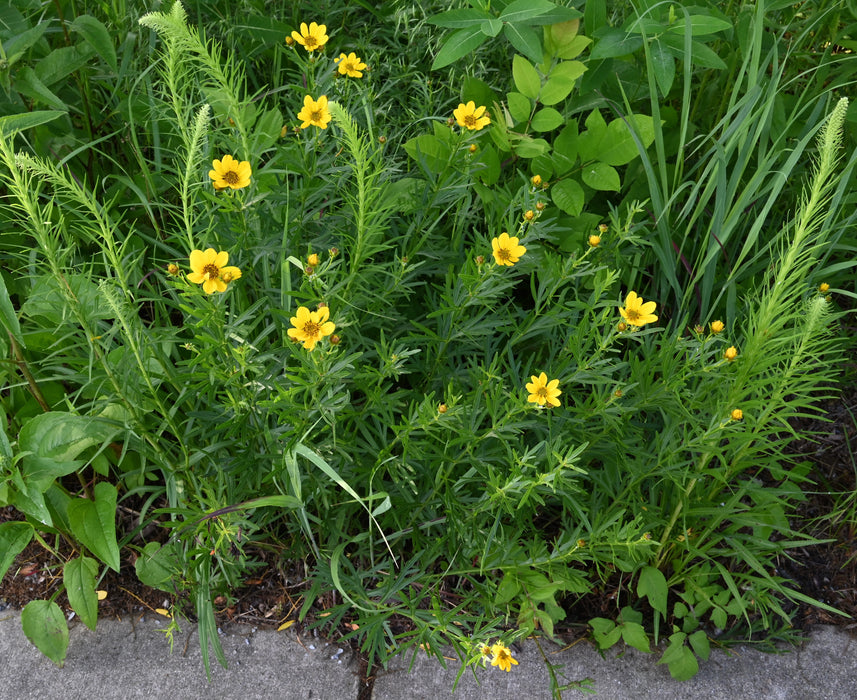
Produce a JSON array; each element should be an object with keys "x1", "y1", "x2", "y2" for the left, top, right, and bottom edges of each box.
[
  {"x1": 478, "y1": 641, "x2": 518, "y2": 672},
  {"x1": 289, "y1": 21, "x2": 368, "y2": 132}
]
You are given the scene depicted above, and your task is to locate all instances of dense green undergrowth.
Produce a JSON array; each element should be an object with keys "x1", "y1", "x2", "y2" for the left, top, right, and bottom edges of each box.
[{"x1": 1, "y1": 0, "x2": 856, "y2": 694}]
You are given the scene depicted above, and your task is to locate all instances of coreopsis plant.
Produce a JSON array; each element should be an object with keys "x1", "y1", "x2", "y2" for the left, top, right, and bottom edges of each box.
[
  {"x1": 297, "y1": 95, "x2": 332, "y2": 129},
  {"x1": 187, "y1": 248, "x2": 242, "y2": 293},
  {"x1": 291, "y1": 21, "x2": 328, "y2": 52},
  {"x1": 453, "y1": 101, "x2": 491, "y2": 130},
  {"x1": 209, "y1": 155, "x2": 251, "y2": 190},
  {"x1": 335, "y1": 52, "x2": 367, "y2": 77}
]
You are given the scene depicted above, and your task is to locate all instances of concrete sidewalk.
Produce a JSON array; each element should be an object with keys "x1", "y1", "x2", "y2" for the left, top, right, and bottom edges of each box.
[{"x1": 1, "y1": 606, "x2": 855, "y2": 699}]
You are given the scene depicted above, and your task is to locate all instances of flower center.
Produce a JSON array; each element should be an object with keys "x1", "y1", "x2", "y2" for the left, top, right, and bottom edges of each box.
[
  {"x1": 223, "y1": 170, "x2": 239, "y2": 185},
  {"x1": 345, "y1": 60, "x2": 355, "y2": 71},
  {"x1": 464, "y1": 114, "x2": 477, "y2": 127},
  {"x1": 203, "y1": 263, "x2": 220, "y2": 280},
  {"x1": 311, "y1": 110, "x2": 322, "y2": 123},
  {"x1": 536, "y1": 387, "x2": 548, "y2": 398},
  {"x1": 305, "y1": 36, "x2": 317, "y2": 48},
  {"x1": 302, "y1": 321, "x2": 321, "y2": 337},
  {"x1": 496, "y1": 247, "x2": 511, "y2": 261},
  {"x1": 625, "y1": 308, "x2": 641, "y2": 323}
]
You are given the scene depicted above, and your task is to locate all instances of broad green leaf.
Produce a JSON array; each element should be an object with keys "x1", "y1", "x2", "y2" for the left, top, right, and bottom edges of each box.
[
  {"x1": 535, "y1": 608, "x2": 555, "y2": 639},
  {"x1": 0, "y1": 273, "x2": 23, "y2": 349},
  {"x1": 589, "y1": 617, "x2": 622, "y2": 649},
  {"x1": 577, "y1": 108, "x2": 608, "y2": 161},
  {"x1": 551, "y1": 178, "x2": 584, "y2": 215},
  {"x1": 403, "y1": 134, "x2": 452, "y2": 174},
  {"x1": 33, "y1": 45, "x2": 96, "y2": 86},
  {"x1": 512, "y1": 136, "x2": 550, "y2": 158},
  {"x1": 3, "y1": 23, "x2": 48, "y2": 63},
  {"x1": 496, "y1": 572, "x2": 520, "y2": 605},
  {"x1": 556, "y1": 35, "x2": 591, "y2": 60},
  {"x1": 498, "y1": 0, "x2": 555, "y2": 24},
  {"x1": 504, "y1": 23, "x2": 542, "y2": 64},
  {"x1": 530, "y1": 153, "x2": 554, "y2": 180},
  {"x1": 548, "y1": 19, "x2": 579, "y2": 53},
  {"x1": 14, "y1": 67, "x2": 66, "y2": 110},
  {"x1": 584, "y1": 0, "x2": 607, "y2": 36},
  {"x1": 590, "y1": 28, "x2": 644, "y2": 59},
  {"x1": 135, "y1": 541, "x2": 180, "y2": 591},
  {"x1": 598, "y1": 115, "x2": 655, "y2": 166},
  {"x1": 688, "y1": 630, "x2": 711, "y2": 661},
  {"x1": 552, "y1": 122, "x2": 579, "y2": 174},
  {"x1": 582, "y1": 161, "x2": 620, "y2": 191},
  {"x1": 512, "y1": 55, "x2": 541, "y2": 100},
  {"x1": 431, "y1": 27, "x2": 485, "y2": 70},
  {"x1": 480, "y1": 18, "x2": 503, "y2": 37},
  {"x1": 473, "y1": 143, "x2": 501, "y2": 185},
  {"x1": 551, "y1": 59, "x2": 587, "y2": 82},
  {"x1": 71, "y1": 15, "x2": 117, "y2": 73},
  {"x1": 650, "y1": 40, "x2": 676, "y2": 97},
  {"x1": 530, "y1": 107, "x2": 564, "y2": 132},
  {"x1": 0, "y1": 522, "x2": 33, "y2": 584},
  {"x1": 252, "y1": 107, "x2": 283, "y2": 153},
  {"x1": 21, "y1": 600, "x2": 68, "y2": 667},
  {"x1": 67, "y1": 482, "x2": 120, "y2": 571},
  {"x1": 711, "y1": 606, "x2": 728, "y2": 629},
  {"x1": 0, "y1": 110, "x2": 66, "y2": 137},
  {"x1": 621, "y1": 621, "x2": 652, "y2": 653},
  {"x1": 668, "y1": 645, "x2": 699, "y2": 680},
  {"x1": 20, "y1": 412, "x2": 120, "y2": 479},
  {"x1": 427, "y1": 8, "x2": 493, "y2": 28},
  {"x1": 10, "y1": 467, "x2": 52, "y2": 525},
  {"x1": 527, "y1": 7, "x2": 583, "y2": 26},
  {"x1": 668, "y1": 15, "x2": 732, "y2": 36},
  {"x1": 507, "y1": 91, "x2": 532, "y2": 123},
  {"x1": 64, "y1": 556, "x2": 99, "y2": 631},
  {"x1": 540, "y1": 62, "x2": 585, "y2": 105},
  {"x1": 661, "y1": 34, "x2": 727, "y2": 69},
  {"x1": 637, "y1": 565, "x2": 668, "y2": 615},
  {"x1": 461, "y1": 76, "x2": 497, "y2": 110}
]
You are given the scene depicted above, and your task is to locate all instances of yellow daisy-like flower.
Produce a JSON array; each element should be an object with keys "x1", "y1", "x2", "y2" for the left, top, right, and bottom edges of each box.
[
  {"x1": 208, "y1": 155, "x2": 252, "y2": 190},
  {"x1": 710, "y1": 320, "x2": 724, "y2": 334},
  {"x1": 287, "y1": 305, "x2": 336, "y2": 350},
  {"x1": 187, "y1": 248, "x2": 242, "y2": 294},
  {"x1": 526, "y1": 372, "x2": 561, "y2": 408},
  {"x1": 619, "y1": 291, "x2": 658, "y2": 328},
  {"x1": 492, "y1": 232, "x2": 526, "y2": 266},
  {"x1": 335, "y1": 52, "x2": 367, "y2": 78},
  {"x1": 297, "y1": 95, "x2": 332, "y2": 129},
  {"x1": 724, "y1": 346, "x2": 738, "y2": 361},
  {"x1": 490, "y1": 642, "x2": 519, "y2": 672},
  {"x1": 819, "y1": 282, "x2": 830, "y2": 293},
  {"x1": 290, "y1": 22, "x2": 328, "y2": 52},
  {"x1": 453, "y1": 101, "x2": 491, "y2": 131}
]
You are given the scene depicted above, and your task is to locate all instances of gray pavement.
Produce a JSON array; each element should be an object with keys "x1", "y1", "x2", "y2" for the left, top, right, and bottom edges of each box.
[{"x1": 1, "y1": 607, "x2": 855, "y2": 699}]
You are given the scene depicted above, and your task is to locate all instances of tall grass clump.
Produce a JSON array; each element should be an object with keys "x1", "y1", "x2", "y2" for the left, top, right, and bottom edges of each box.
[{"x1": 0, "y1": 0, "x2": 853, "y2": 691}]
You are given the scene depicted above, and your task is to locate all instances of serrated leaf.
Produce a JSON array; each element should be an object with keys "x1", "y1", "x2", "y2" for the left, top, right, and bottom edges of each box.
[
  {"x1": 582, "y1": 162, "x2": 620, "y2": 191},
  {"x1": 512, "y1": 55, "x2": 541, "y2": 99},
  {"x1": 504, "y1": 23, "x2": 542, "y2": 64},
  {"x1": 67, "y1": 482, "x2": 120, "y2": 571},
  {"x1": 530, "y1": 107, "x2": 564, "y2": 132},
  {"x1": 637, "y1": 566, "x2": 669, "y2": 615},
  {"x1": 21, "y1": 600, "x2": 68, "y2": 667},
  {"x1": 71, "y1": 15, "x2": 117, "y2": 73},
  {"x1": 507, "y1": 91, "x2": 532, "y2": 122},
  {"x1": 431, "y1": 27, "x2": 486, "y2": 70},
  {"x1": 0, "y1": 522, "x2": 33, "y2": 584},
  {"x1": 64, "y1": 556, "x2": 99, "y2": 631},
  {"x1": 551, "y1": 178, "x2": 584, "y2": 215}
]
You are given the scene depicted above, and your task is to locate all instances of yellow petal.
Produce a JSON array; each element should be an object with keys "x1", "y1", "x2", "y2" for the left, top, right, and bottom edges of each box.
[
  {"x1": 214, "y1": 250, "x2": 229, "y2": 268},
  {"x1": 96, "y1": 590, "x2": 108, "y2": 600},
  {"x1": 278, "y1": 620, "x2": 295, "y2": 632}
]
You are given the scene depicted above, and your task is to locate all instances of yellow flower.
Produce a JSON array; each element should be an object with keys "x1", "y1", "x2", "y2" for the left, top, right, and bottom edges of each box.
[
  {"x1": 710, "y1": 320, "x2": 724, "y2": 334},
  {"x1": 523, "y1": 210, "x2": 535, "y2": 221},
  {"x1": 526, "y1": 372, "x2": 561, "y2": 407},
  {"x1": 731, "y1": 408, "x2": 743, "y2": 421},
  {"x1": 468, "y1": 144, "x2": 478, "y2": 154},
  {"x1": 453, "y1": 101, "x2": 491, "y2": 131},
  {"x1": 307, "y1": 253, "x2": 320, "y2": 267},
  {"x1": 291, "y1": 22, "x2": 328, "y2": 52},
  {"x1": 335, "y1": 52, "x2": 367, "y2": 78},
  {"x1": 208, "y1": 155, "x2": 252, "y2": 190},
  {"x1": 491, "y1": 232, "x2": 527, "y2": 266},
  {"x1": 298, "y1": 95, "x2": 332, "y2": 129},
  {"x1": 490, "y1": 642, "x2": 519, "y2": 672},
  {"x1": 531, "y1": 174, "x2": 542, "y2": 186},
  {"x1": 287, "y1": 305, "x2": 336, "y2": 350},
  {"x1": 619, "y1": 291, "x2": 658, "y2": 327},
  {"x1": 724, "y1": 346, "x2": 738, "y2": 361},
  {"x1": 819, "y1": 282, "x2": 830, "y2": 293},
  {"x1": 187, "y1": 248, "x2": 242, "y2": 294},
  {"x1": 588, "y1": 234, "x2": 601, "y2": 247}
]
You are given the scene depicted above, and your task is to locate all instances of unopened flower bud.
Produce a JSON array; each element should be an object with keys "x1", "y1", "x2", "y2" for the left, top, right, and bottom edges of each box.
[
  {"x1": 588, "y1": 235, "x2": 600, "y2": 247},
  {"x1": 307, "y1": 253, "x2": 320, "y2": 267},
  {"x1": 524, "y1": 210, "x2": 535, "y2": 221},
  {"x1": 468, "y1": 144, "x2": 478, "y2": 154},
  {"x1": 378, "y1": 135, "x2": 387, "y2": 144},
  {"x1": 285, "y1": 36, "x2": 295, "y2": 46},
  {"x1": 475, "y1": 255, "x2": 485, "y2": 265},
  {"x1": 166, "y1": 263, "x2": 180, "y2": 276},
  {"x1": 535, "y1": 201, "x2": 545, "y2": 211},
  {"x1": 710, "y1": 320, "x2": 724, "y2": 334},
  {"x1": 819, "y1": 282, "x2": 830, "y2": 293},
  {"x1": 724, "y1": 346, "x2": 738, "y2": 361},
  {"x1": 438, "y1": 403, "x2": 448, "y2": 414},
  {"x1": 731, "y1": 408, "x2": 743, "y2": 421},
  {"x1": 617, "y1": 322, "x2": 627, "y2": 332},
  {"x1": 329, "y1": 334, "x2": 340, "y2": 345},
  {"x1": 598, "y1": 223, "x2": 608, "y2": 234},
  {"x1": 531, "y1": 174, "x2": 542, "y2": 187}
]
